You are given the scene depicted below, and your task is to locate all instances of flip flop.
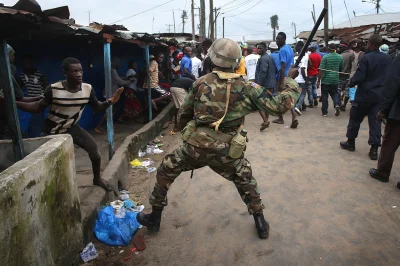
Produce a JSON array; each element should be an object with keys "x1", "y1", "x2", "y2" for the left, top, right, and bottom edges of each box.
[{"x1": 272, "y1": 119, "x2": 284, "y2": 124}]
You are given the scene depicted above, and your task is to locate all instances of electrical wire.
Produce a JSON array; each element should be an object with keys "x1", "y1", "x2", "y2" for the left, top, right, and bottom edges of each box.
[
  {"x1": 111, "y1": 0, "x2": 174, "y2": 24},
  {"x1": 225, "y1": 0, "x2": 263, "y2": 18},
  {"x1": 343, "y1": 0, "x2": 352, "y2": 27},
  {"x1": 220, "y1": 0, "x2": 242, "y2": 8},
  {"x1": 222, "y1": 0, "x2": 254, "y2": 13}
]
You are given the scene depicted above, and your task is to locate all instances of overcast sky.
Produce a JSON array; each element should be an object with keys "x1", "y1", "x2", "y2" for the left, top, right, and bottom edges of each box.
[{"x1": 3, "y1": 0, "x2": 400, "y2": 42}]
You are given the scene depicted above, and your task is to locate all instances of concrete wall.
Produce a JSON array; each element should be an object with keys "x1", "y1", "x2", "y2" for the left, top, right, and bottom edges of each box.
[{"x1": 0, "y1": 135, "x2": 83, "y2": 266}]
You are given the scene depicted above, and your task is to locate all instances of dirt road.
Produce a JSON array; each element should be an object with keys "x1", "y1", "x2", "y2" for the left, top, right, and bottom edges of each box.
[{"x1": 125, "y1": 107, "x2": 400, "y2": 265}]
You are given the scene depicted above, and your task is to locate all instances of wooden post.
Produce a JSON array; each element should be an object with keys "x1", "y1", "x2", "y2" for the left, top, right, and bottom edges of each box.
[
  {"x1": 145, "y1": 45, "x2": 152, "y2": 122},
  {"x1": 103, "y1": 40, "x2": 115, "y2": 160},
  {"x1": 0, "y1": 40, "x2": 24, "y2": 161},
  {"x1": 324, "y1": 0, "x2": 329, "y2": 46},
  {"x1": 209, "y1": 0, "x2": 214, "y2": 40},
  {"x1": 191, "y1": 0, "x2": 195, "y2": 41}
]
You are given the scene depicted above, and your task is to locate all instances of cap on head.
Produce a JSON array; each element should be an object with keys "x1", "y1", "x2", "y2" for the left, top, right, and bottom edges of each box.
[
  {"x1": 268, "y1": 41, "x2": 279, "y2": 49},
  {"x1": 209, "y1": 38, "x2": 242, "y2": 68},
  {"x1": 379, "y1": 44, "x2": 389, "y2": 54},
  {"x1": 308, "y1": 42, "x2": 318, "y2": 50}
]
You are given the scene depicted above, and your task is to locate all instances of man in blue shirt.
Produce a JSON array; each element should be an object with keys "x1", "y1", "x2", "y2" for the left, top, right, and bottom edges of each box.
[
  {"x1": 274, "y1": 32, "x2": 298, "y2": 128},
  {"x1": 180, "y1": 46, "x2": 196, "y2": 80},
  {"x1": 269, "y1": 41, "x2": 281, "y2": 84}
]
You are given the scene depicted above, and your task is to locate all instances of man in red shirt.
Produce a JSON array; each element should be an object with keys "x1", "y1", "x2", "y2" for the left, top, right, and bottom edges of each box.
[{"x1": 306, "y1": 43, "x2": 322, "y2": 108}]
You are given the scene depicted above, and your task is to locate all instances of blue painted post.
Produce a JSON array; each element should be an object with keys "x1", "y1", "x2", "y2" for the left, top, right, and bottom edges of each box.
[
  {"x1": 104, "y1": 42, "x2": 114, "y2": 160},
  {"x1": 0, "y1": 40, "x2": 24, "y2": 161},
  {"x1": 144, "y1": 45, "x2": 152, "y2": 121}
]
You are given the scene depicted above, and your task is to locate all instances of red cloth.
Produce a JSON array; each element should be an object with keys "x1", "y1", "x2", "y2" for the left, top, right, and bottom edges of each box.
[{"x1": 307, "y1": 52, "x2": 322, "y2": 76}]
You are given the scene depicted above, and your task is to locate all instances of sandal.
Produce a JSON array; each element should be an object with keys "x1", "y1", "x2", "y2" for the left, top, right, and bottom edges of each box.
[
  {"x1": 272, "y1": 119, "x2": 284, "y2": 124},
  {"x1": 260, "y1": 121, "x2": 270, "y2": 131}
]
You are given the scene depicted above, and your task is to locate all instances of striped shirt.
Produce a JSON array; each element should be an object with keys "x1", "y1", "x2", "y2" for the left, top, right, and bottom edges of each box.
[
  {"x1": 143, "y1": 60, "x2": 159, "y2": 89},
  {"x1": 43, "y1": 82, "x2": 94, "y2": 134},
  {"x1": 19, "y1": 70, "x2": 47, "y2": 97},
  {"x1": 320, "y1": 52, "x2": 344, "y2": 85}
]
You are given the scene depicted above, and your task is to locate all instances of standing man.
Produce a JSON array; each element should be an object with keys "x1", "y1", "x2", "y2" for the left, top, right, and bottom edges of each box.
[
  {"x1": 137, "y1": 38, "x2": 301, "y2": 240},
  {"x1": 244, "y1": 45, "x2": 259, "y2": 82},
  {"x1": 19, "y1": 55, "x2": 48, "y2": 137},
  {"x1": 306, "y1": 43, "x2": 322, "y2": 108},
  {"x1": 200, "y1": 38, "x2": 213, "y2": 76},
  {"x1": 341, "y1": 41, "x2": 365, "y2": 111},
  {"x1": 255, "y1": 42, "x2": 277, "y2": 131},
  {"x1": 274, "y1": 32, "x2": 297, "y2": 128},
  {"x1": 16, "y1": 57, "x2": 123, "y2": 191},
  {"x1": 340, "y1": 35, "x2": 392, "y2": 160},
  {"x1": 317, "y1": 43, "x2": 343, "y2": 117},
  {"x1": 293, "y1": 41, "x2": 308, "y2": 116},
  {"x1": 338, "y1": 42, "x2": 355, "y2": 109},
  {"x1": 236, "y1": 44, "x2": 247, "y2": 78},
  {"x1": 190, "y1": 48, "x2": 202, "y2": 79},
  {"x1": 169, "y1": 77, "x2": 195, "y2": 132},
  {"x1": 369, "y1": 55, "x2": 400, "y2": 189},
  {"x1": 269, "y1": 41, "x2": 281, "y2": 85},
  {"x1": 181, "y1": 46, "x2": 196, "y2": 80}
]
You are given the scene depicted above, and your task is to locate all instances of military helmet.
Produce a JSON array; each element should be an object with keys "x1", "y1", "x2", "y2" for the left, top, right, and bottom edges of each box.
[{"x1": 208, "y1": 38, "x2": 242, "y2": 68}]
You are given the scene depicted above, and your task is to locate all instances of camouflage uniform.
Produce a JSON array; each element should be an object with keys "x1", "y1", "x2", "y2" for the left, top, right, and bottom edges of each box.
[{"x1": 149, "y1": 68, "x2": 300, "y2": 214}]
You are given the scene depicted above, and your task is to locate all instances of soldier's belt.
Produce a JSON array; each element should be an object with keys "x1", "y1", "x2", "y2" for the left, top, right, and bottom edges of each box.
[{"x1": 195, "y1": 127, "x2": 234, "y2": 143}]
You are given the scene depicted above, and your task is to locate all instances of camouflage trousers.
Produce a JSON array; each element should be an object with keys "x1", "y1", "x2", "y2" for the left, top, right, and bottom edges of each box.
[{"x1": 149, "y1": 141, "x2": 265, "y2": 215}]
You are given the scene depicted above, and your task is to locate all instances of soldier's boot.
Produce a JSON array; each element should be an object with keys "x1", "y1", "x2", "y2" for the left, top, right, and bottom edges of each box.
[
  {"x1": 340, "y1": 139, "x2": 355, "y2": 151},
  {"x1": 369, "y1": 144, "x2": 379, "y2": 160},
  {"x1": 253, "y1": 213, "x2": 269, "y2": 239},
  {"x1": 137, "y1": 206, "x2": 163, "y2": 232}
]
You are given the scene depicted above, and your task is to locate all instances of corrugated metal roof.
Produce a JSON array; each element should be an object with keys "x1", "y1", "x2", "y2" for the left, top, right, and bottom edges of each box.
[{"x1": 334, "y1": 12, "x2": 400, "y2": 29}]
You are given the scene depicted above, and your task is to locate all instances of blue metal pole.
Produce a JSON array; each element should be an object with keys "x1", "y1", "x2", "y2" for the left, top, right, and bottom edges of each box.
[
  {"x1": 104, "y1": 42, "x2": 114, "y2": 160},
  {"x1": 0, "y1": 40, "x2": 24, "y2": 161},
  {"x1": 144, "y1": 45, "x2": 152, "y2": 121}
]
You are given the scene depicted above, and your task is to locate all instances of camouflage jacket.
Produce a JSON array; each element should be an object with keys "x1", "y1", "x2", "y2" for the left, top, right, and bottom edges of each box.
[{"x1": 179, "y1": 67, "x2": 300, "y2": 134}]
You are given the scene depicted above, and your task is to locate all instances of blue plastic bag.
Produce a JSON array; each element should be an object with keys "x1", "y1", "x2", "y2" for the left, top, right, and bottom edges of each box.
[
  {"x1": 349, "y1": 87, "x2": 357, "y2": 101},
  {"x1": 94, "y1": 206, "x2": 140, "y2": 246}
]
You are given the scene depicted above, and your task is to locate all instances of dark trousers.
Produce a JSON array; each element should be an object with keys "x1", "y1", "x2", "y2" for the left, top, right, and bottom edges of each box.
[
  {"x1": 346, "y1": 102, "x2": 381, "y2": 145},
  {"x1": 321, "y1": 84, "x2": 340, "y2": 115},
  {"x1": 377, "y1": 119, "x2": 400, "y2": 178},
  {"x1": 67, "y1": 125, "x2": 102, "y2": 181},
  {"x1": 28, "y1": 112, "x2": 45, "y2": 138}
]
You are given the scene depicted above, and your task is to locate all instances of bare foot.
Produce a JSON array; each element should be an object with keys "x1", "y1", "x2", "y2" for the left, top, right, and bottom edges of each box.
[
  {"x1": 93, "y1": 178, "x2": 113, "y2": 192},
  {"x1": 272, "y1": 119, "x2": 284, "y2": 124},
  {"x1": 290, "y1": 120, "x2": 299, "y2": 129}
]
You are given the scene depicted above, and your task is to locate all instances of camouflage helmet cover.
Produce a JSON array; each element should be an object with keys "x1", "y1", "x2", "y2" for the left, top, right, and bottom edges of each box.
[{"x1": 208, "y1": 38, "x2": 242, "y2": 68}]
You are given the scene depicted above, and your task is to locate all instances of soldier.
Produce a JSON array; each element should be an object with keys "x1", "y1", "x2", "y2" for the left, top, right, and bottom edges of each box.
[{"x1": 137, "y1": 38, "x2": 301, "y2": 239}]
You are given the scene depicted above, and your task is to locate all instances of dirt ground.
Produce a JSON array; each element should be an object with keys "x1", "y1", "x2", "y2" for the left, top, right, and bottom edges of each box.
[{"x1": 87, "y1": 105, "x2": 400, "y2": 265}]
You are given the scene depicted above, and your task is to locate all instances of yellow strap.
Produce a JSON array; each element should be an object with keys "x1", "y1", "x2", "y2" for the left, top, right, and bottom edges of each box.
[{"x1": 210, "y1": 79, "x2": 232, "y2": 132}]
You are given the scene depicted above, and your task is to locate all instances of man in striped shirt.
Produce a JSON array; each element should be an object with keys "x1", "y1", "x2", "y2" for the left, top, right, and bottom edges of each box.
[
  {"x1": 19, "y1": 55, "x2": 48, "y2": 137},
  {"x1": 17, "y1": 57, "x2": 123, "y2": 191}
]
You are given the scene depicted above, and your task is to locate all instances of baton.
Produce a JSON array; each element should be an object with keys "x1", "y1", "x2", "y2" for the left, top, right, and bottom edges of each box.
[{"x1": 294, "y1": 8, "x2": 328, "y2": 68}]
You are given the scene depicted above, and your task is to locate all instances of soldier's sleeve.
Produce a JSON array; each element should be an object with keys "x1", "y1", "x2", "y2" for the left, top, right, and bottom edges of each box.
[
  {"x1": 245, "y1": 78, "x2": 301, "y2": 116},
  {"x1": 177, "y1": 83, "x2": 195, "y2": 130}
]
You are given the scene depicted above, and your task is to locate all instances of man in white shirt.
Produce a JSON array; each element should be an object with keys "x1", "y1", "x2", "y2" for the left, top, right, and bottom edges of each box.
[
  {"x1": 293, "y1": 41, "x2": 309, "y2": 116},
  {"x1": 244, "y1": 46, "x2": 259, "y2": 81},
  {"x1": 191, "y1": 48, "x2": 202, "y2": 79},
  {"x1": 126, "y1": 61, "x2": 138, "y2": 91}
]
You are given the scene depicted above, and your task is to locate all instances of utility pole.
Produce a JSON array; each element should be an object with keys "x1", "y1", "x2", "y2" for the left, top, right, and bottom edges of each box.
[
  {"x1": 209, "y1": 0, "x2": 214, "y2": 40},
  {"x1": 200, "y1": 0, "x2": 206, "y2": 40},
  {"x1": 172, "y1": 11, "x2": 176, "y2": 33},
  {"x1": 223, "y1": 17, "x2": 225, "y2": 38},
  {"x1": 214, "y1": 7, "x2": 221, "y2": 39},
  {"x1": 87, "y1": 10, "x2": 92, "y2": 25},
  {"x1": 181, "y1": 10, "x2": 188, "y2": 33},
  {"x1": 191, "y1": 0, "x2": 195, "y2": 41},
  {"x1": 324, "y1": 0, "x2": 329, "y2": 47},
  {"x1": 292, "y1": 22, "x2": 297, "y2": 41},
  {"x1": 312, "y1": 4, "x2": 316, "y2": 23},
  {"x1": 376, "y1": 0, "x2": 380, "y2": 14},
  {"x1": 166, "y1": 24, "x2": 173, "y2": 33}
]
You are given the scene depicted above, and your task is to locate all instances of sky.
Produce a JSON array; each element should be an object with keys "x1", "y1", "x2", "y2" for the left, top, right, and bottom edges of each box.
[{"x1": 3, "y1": 0, "x2": 400, "y2": 42}]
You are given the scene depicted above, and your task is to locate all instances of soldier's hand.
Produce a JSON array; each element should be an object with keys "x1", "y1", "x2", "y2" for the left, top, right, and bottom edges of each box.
[{"x1": 288, "y1": 66, "x2": 299, "y2": 80}]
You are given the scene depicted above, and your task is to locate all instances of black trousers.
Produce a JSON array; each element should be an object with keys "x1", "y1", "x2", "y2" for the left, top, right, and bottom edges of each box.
[
  {"x1": 377, "y1": 119, "x2": 400, "y2": 178},
  {"x1": 346, "y1": 102, "x2": 381, "y2": 145}
]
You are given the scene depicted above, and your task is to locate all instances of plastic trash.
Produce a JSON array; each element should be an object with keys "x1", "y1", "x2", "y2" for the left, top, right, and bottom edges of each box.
[
  {"x1": 153, "y1": 148, "x2": 164, "y2": 154},
  {"x1": 141, "y1": 159, "x2": 154, "y2": 167},
  {"x1": 94, "y1": 206, "x2": 141, "y2": 246},
  {"x1": 130, "y1": 159, "x2": 142, "y2": 167},
  {"x1": 123, "y1": 199, "x2": 135, "y2": 209},
  {"x1": 349, "y1": 87, "x2": 357, "y2": 101},
  {"x1": 133, "y1": 205, "x2": 145, "y2": 212},
  {"x1": 146, "y1": 144, "x2": 156, "y2": 155},
  {"x1": 80, "y1": 242, "x2": 98, "y2": 263},
  {"x1": 119, "y1": 194, "x2": 130, "y2": 201},
  {"x1": 138, "y1": 150, "x2": 146, "y2": 157},
  {"x1": 147, "y1": 167, "x2": 157, "y2": 173}
]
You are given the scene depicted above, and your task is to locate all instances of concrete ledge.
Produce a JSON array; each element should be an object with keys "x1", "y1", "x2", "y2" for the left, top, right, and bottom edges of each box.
[
  {"x1": 81, "y1": 102, "x2": 175, "y2": 243},
  {"x1": 0, "y1": 135, "x2": 83, "y2": 265}
]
